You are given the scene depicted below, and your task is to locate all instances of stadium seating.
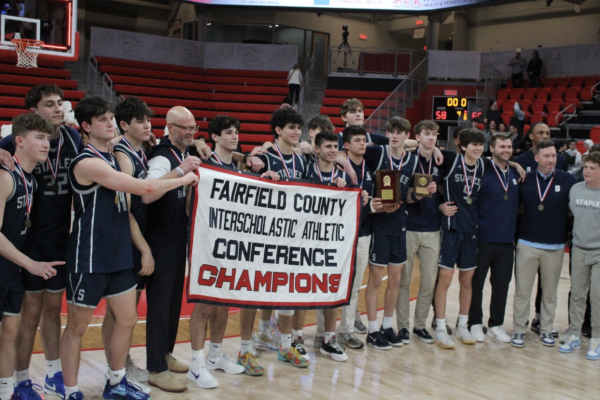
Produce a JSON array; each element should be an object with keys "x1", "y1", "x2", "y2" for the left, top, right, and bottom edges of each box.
[{"x1": 590, "y1": 126, "x2": 600, "y2": 143}]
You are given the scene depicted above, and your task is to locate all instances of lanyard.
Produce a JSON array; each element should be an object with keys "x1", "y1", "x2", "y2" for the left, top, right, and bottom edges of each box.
[
  {"x1": 46, "y1": 131, "x2": 63, "y2": 183},
  {"x1": 315, "y1": 163, "x2": 337, "y2": 182},
  {"x1": 348, "y1": 156, "x2": 365, "y2": 187},
  {"x1": 86, "y1": 143, "x2": 114, "y2": 165},
  {"x1": 388, "y1": 146, "x2": 405, "y2": 171},
  {"x1": 121, "y1": 137, "x2": 148, "y2": 172},
  {"x1": 168, "y1": 148, "x2": 184, "y2": 165},
  {"x1": 13, "y1": 156, "x2": 32, "y2": 216},
  {"x1": 417, "y1": 147, "x2": 432, "y2": 174},
  {"x1": 460, "y1": 155, "x2": 478, "y2": 199},
  {"x1": 536, "y1": 170, "x2": 555, "y2": 205},
  {"x1": 274, "y1": 142, "x2": 295, "y2": 179},
  {"x1": 212, "y1": 151, "x2": 223, "y2": 165},
  {"x1": 491, "y1": 160, "x2": 510, "y2": 193}
]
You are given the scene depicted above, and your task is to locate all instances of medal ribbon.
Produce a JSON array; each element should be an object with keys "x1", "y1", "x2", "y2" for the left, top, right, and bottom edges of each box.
[
  {"x1": 388, "y1": 146, "x2": 405, "y2": 171},
  {"x1": 491, "y1": 160, "x2": 509, "y2": 193},
  {"x1": 460, "y1": 155, "x2": 478, "y2": 198},
  {"x1": 347, "y1": 157, "x2": 365, "y2": 187},
  {"x1": 315, "y1": 163, "x2": 337, "y2": 182},
  {"x1": 86, "y1": 143, "x2": 115, "y2": 166},
  {"x1": 168, "y1": 148, "x2": 184, "y2": 165},
  {"x1": 417, "y1": 147, "x2": 432, "y2": 174},
  {"x1": 274, "y1": 142, "x2": 295, "y2": 179},
  {"x1": 13, "y1": 156, "x2": 32, "y2": 216},
  {"x1": 536, "y1": 170, "x2": 555, "y2": 205},
  {"x1": 211, "y1": 151, "x2": 223, "y2": 165},
  {"x1": 121, "y1": 137, "x2": 148, "y2": 172},
  {"x1": 46, "y1": 132, "x2": 63, "y2": 183}
]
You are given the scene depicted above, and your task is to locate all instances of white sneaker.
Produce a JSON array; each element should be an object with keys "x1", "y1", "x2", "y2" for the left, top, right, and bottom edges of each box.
[
  {"x1": 205, "y1": 354, "x2": 245, "y2": 374},
  {"x1": 187, "y1": 364, "x2": 219, "y2": 389},
  {"x1": 469, "y1": 324, "x2": 486, "y2": 342},
  {"x1": 126, "y1": 355, "x2": 149, "y2": 382},
  {"x1": 434, "y1": 329, "x2": 455, "y2": 349},
  {"x1": 455, "y1": 325, "x2": 476, "y2": 345},
  {"x1": 252, "y1": 329, "x2": 280, "y2": 351},
  {"x1": 487, "y1": 326, "x2": 511, "y2": 343},
  {"x1": 559, "y1": 329, "x2": 573, "y2": 344}
]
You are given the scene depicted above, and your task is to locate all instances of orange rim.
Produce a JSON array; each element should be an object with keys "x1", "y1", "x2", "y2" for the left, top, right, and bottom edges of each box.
[{"x1": 11, "y1": 39, "x2": 45, "y2": 51}]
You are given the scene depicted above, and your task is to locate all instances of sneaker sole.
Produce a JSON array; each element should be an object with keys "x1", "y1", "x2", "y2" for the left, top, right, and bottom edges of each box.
[
  {"x1": 149, "y1": 380, "x2": 189, "y2": 393},
  {"x1": 277, "y1": 354, "x2": 310, "y2": 368},
  {"x1": 487, "y1": 332, "x2": 511, "y2": 343},
  {"x1": 366, "y1": 342, "x2": 392, "y2": 350},
  {"x1": 511, "y1": 342, "x2": 525, "y2": 348},
  {"x1": 559, "y1": 347, "x2": 577, "y2": 353},
  {"x1": 167, "y1": 367, "x2": 189, "y2": 374},
  {"x1": 205, "y1": 366, "x2": 245, "y2": 375},
  {"x1": 542, "y1": 342, "x2": 556, "y2": 347},
  {"x1": 354, "y1": 328, "x2": 368, "y2": 335},
  {"x1": 434, "y1": 340, "x2": 455, "y2": 349},
  {"x1": 44, "y1": 388, "x2": 65, "y2": 399},
  {"x1": 586, "y1": 355, "x2": 600, "y2": 361},
  {"x1": 319, "y1": 348, "x2": 348, "y2": 362},
  {"x1": 417, "y1": 337, "x2": 434, "y2": 344}
]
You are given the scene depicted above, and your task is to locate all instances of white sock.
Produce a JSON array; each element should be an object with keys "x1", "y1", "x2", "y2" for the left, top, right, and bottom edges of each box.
[
  {"x1": 109, "y1": 368, "x2": 126, "y2": 386},
  {"x1": 368, "y1": 320, "x2": 378, "y2": 334},
  {"x1": 324, "y1": 332, "x2": 335, "y2": 344},
  {"x1": 292, "y1": 329, "x2": 303, "y2": 342},
  {"x1": 240, "y1": 340, "x2": 253, "y2": 356},
  {"x1": 436, "y1": 318, "x2": 446, "y2": 331},
  {"x1": 64, "y1": 385, "x2": 79, "y2": 398},
  {"x1": 191, "y1": 349, "x2": 204, "y2": 367},
  {"x1": 458, "y1": 314, "x2": 468, "y2": 327},
  {"x1": 382, "y1": 316, "x2": 393, "y2": 330},
  {"x1": 535, "y1": 313, "x2": 540, "y2": 321},
  {"x1": 281, "y1": 333, "x2": 292, "y2": 350},
  {"x1": 208, "y1": 342, "x2": 222, "y2": 359},
  {"x1": 258, "y1": 319, "x2": 270, "y2": 333},
  {"x1": 0, "y1": 377, "x2": 14, "y2": 399},
  {"x1": 15, "y1": 369, "x2": 28, "y2": 383},
  {"x1": 46, "y1": 359, "x2": 61, "y2": 377}
]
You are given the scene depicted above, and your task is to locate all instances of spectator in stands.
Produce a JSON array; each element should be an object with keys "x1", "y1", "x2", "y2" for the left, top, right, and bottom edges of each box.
[
  {"x1": 499, "y1": 122, "x2": 508, "y2": 133},
  {"x1": 20, "y1": 11, "x2": 35, "y2": 39},
  {"x1": 287, "y1": 64, "x2": 303, "y2": 107},
  {"x1": 583, "y1": 139, "x2": 594, "y2": 156},
  {"x1": 511, "y1": 101, "x2": 526, "y2": 135},
  {"x1": 566, "y1": 139, "x2": 583, "y2": 176},
  {"x1": 527, "y1": 50, "x2": 543, "y2": 88},
  {"x1": 509, "y1": 124, "x2": 525, "y2": 157},
  {"x1": 483, "y1": 120, "x2": 500, "y2": 156},
  {"x1": 508, "y1": 49, "x2": 527, "y2": 88},
  {"x1": 483, "y1": 101, "x2": 501, "y2": 126},
  {"x1": 40, "y1": 11, "x2": 53, "y2": 43}
]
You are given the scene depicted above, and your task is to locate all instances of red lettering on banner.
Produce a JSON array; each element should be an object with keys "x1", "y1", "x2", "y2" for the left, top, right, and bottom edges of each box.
[
  {"x1": 216, "y1": 267, "x2": 236, "y2": 289},
  {"x1": 234, "y1": 269, "x2": 252, "y2": 291},
  {"x1": 198, "y1": 264, "x2": 218, "y2": 286},
  {"x1": 272, "y1": 272, "x2": 288, "y2": 292},
  {"x1": 289, "y1": 273, "x2": 295, "y2": 293},
  {"x1": 254, "y1": 271, "x2": 272, "y2": 291},
  {"x1": 329, "y1": 274, "x2": 341, "y2": 293},
  {"x1": 295, "y1": 273, "x2": 311, "y2": 293},
  {"x1": 312, "y1": 274, "x2": 328, "y2": 293}
]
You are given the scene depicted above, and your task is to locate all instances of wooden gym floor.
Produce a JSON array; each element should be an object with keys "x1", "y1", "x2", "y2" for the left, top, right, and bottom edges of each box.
[{"x1": 28, "y1": 255, "x2": 600, "y2": 399}]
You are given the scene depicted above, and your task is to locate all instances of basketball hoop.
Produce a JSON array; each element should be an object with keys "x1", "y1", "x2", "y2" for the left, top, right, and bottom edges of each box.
[{"x1": 11, "y1": 39, "x2": 45, "y2": 68}]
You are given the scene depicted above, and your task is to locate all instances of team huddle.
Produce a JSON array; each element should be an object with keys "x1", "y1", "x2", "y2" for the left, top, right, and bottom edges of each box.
[{"x1": 0, "y1": 87, "x2": 599, "y2": 400}]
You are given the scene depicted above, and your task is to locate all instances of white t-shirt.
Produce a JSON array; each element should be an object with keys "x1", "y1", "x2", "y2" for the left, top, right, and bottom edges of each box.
[{"x1": 287, "y1": 68, "x2": 302, "y2": 85}]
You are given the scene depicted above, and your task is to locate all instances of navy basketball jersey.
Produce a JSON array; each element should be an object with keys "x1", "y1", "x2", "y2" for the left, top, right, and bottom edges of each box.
[
  {"x1": 366, "y1": 145, "x2": 418, "y2": 235},
  {"x1": 0, "y1": 164, "x2": 37, "y2": 287},
  {"x1": 26, "y1": 125, "x2": 81, "y2": 246},
  {"x1": 258, "y1": 145, "x2": 306, "y2": 179},
  {"x1": 114, "y1": 140, "x2": 149, "y2": 234},
  {"x1": 303, "y1": 162, "x2": 349, "y2": 184},
  {"x1": 67, "y1": 146, "x2": 133, "y2": 274},
  {"x1": 441, "y1": 153, "x2": 486, "y2": 233},
  {"x1": 210, "y1": 152, "x2": 238, "y2": 170}
]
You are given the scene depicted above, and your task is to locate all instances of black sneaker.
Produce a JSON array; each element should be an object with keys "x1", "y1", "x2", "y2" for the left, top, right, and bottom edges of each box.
[
  {"x1": 319, "y1": 338, "x2": 348, "y2": 362},
  {"x1": 530, "y1": 319, "x2": 541, "y2": 334},
  {"x1": 367, "y1": 331, "x2": 392, "y2": 350},
  {"x1": 380, "y1": 327, "x2": 403, "y2": 347},
  {"x1": 398, "y1": 328, "x2": 410, "y2": 344},
  {"x1": 413, "y1": 328, "x2": 434, "y2": 344}
]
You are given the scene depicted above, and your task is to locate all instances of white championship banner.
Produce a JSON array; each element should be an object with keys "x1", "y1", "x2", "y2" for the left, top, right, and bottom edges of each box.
[{"x1": 188, "y1": 164, "x2": 361, "y2": 309}]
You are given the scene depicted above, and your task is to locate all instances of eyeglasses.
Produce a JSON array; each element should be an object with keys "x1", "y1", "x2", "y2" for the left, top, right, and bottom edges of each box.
[{"x1": 171, "y1": 122, "x2": 199, "y2": 134}]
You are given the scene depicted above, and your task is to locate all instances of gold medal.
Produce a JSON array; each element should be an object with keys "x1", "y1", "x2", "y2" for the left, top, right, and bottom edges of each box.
[
  {"x1": 419, "y1": 177, "x2": 427, "y2": 186},
  {"x1": 538, "y1": 204, "x2": 544, "y2": 211},
  {"x1": 53, "y1": 183, "x2": 59, "y2": 194},
  {"x1": 504, "y1": 193, "x2": 509, "y2": 201},
  {"x1": 466, "y1": 196, "x2": 473, "y2": 205},
  {"x1": 24, "y1": 218, "x2": 31, "y2": 228}
]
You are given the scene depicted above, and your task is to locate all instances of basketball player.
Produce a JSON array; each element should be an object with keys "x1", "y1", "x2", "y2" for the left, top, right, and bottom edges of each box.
[
  {"x1": 337, "y1": 98, "x2": 388, "y2": 149},
  {"x1": 60, "y1": 97, "x2": 197, "y2": 400},
  {"x1": 560, "y1": 152, "x2": 600, "y2": 359},
  {"x1": 101, "y1": 96, "x2": 154, "y2": 386},
  {"x1": 0, "y1": 84, "x2": 82, "y2": 399},
  {"x1": 0, "y1": 113, "x2": 61, "y2": 400},
  {"x1": 468, "y1": 133, "x2": 520, "y2": 343},
  {"x1": 255, "y1": 108, "x2": 310, "y2": 367},
  {"x1": 363, "y1": 117, "x2": 435, "y2": 349},
  {"x1": 396, "y1": 120, "x2": 445, "y2": 345},
  {"x1": 511, "y1": 140, "x2": 576, "y2": 348}
]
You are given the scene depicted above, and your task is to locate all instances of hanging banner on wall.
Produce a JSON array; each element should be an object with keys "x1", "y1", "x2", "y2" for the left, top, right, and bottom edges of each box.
[{"x1": 187, "y1": 164, "x2": 361, "y2": 309}]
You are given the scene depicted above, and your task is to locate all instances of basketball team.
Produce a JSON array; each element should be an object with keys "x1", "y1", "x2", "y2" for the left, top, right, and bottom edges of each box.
[{"x1": 0, "y1": 84, "x2": 599, "y2": 400}]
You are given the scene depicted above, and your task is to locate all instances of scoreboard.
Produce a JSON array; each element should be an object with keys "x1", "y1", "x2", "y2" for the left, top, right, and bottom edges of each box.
[{"x1": 432, "y1": 96, "x2": 482, "y2": 122}]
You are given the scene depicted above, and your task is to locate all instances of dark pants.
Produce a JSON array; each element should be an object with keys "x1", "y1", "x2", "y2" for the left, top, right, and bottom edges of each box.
[
  {"x1": 289, "y1": 84, "x2": 300, "y2": 105},
  {"x1": 512, "y1": 72, "x2": 524, "y2": 88},
  {"x1": 468, "y1": 242, "x2": 514, "y2": 328},
  {"x1": 146, "y1": 245, "x2": 186, "y2": 372},
  {"x1": 530, "y1": 75, "x2": 540, "y2": 88}
]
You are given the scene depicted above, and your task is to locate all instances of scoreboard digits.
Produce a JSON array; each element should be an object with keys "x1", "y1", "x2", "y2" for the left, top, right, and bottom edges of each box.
[{"x1": 432, "y1": 96, "x2": 482, "y2": 122}]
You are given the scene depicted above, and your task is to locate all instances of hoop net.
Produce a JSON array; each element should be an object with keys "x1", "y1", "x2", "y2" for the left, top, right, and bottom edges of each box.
[{"x1": 11, "y1": 39, "x2": 45, "y2": 68}]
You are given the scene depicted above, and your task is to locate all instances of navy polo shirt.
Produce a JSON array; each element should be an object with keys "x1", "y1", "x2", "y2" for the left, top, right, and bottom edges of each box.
[{"x1": 513, "y1": 149, "x2": 568, "y2": 173}]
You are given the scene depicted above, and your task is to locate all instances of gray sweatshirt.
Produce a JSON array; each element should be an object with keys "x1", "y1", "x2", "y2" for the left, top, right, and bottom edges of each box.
[
  {"x1": 508, "y1": 56, "x2": 527, "y2": 74},
  {"x1": 569, "y1": 181, "x2": 600, "y2": 249}
]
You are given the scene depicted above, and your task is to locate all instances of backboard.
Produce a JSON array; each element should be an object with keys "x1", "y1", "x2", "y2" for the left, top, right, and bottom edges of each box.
[{"x1": 0, "y1": 0, "x2": 78, "y2": 60}]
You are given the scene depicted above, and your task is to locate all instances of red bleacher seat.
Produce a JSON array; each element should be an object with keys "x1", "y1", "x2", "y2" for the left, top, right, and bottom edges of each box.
[
  {"x1": 542, "y1": 77, "x2": 556, "y2": 88},
  {"x1": 570, "y1": 76, "x2": 585, "y2": 88},
  {"x1": 524, "y1": 124, "x2": 531, "y2": 134},
  {"x1": 497, "y1": 89, "x2": 510, "y2": 101},
  {"x1": 204, "y1": 69, "x2": 288, "y2": 79},
  {"x1": 547, "y1": 99, "x2": 563, "y2": 113},
  {"x1": 546, "y1": 111, "x2": 562, "y2": 127},
  {"x1": 590, "y1": 126, "x2": 600, "y2": 143},
  {"x1": 0, "y1": 74, "x2": 77, "y2": 89},
  {"x1": 565, "y1": 87, "x2": 580, "y2": 100},
  {"x1": 0, "y1": 64, "x2": 71, "y2": 79},
  {"x1": 531, "y1": 100, "x2": 546, "y2": 113},
  {"x1": 501, "y1": 112, "x2": 513, "y2": 126},
  {"x1": 576, "y1": 141, "x2": 587, "y2": 154},
  {"x1": 536, "y1": 88, "x2": 551, "y2": 101},
  {"x1": 0, "y1": 85, "x2": 84, "y2": 101},
  {"x1": 550, "y1": 87, "x2": 565, "y2": 100},
  {"x1": 523, "y1": 88, "x2": 537, "y2": 100},
  {"x1": 584, "y1": 75, "x2": 599, "y2": 87},
  {"x1": 520, "y1": 99, "x2": 532, "y2": 111},
  {"x1": 94, "y1": 56, "x2": 204, "y2": 75},
  {"x1": 563, "y1": 99, "x2": 580, "y2": 113},
  {"x1": 501, "y1": 100, "x2": 515, "y2": 113},
  {"x1": 509, "y1": 89, "x2": 523, "y2": 100},
  {"x1": 321, "y1": 97, "x2": 381, "y2": 108},
  {"x1": 556, "y1": 77, "x2": 571, "y2": 88},
  {"x1": 581, "y1": 86, "x2": 595, "y2": 102},
  {"x1": 101, "y1": 65, "x2": 207, "y2": 83},
  {"x1": 323, "y1": 89, "x2": 389, "y2": 100},
  {"x1": 530, "y1": 112, "x2": 546, "y2": 124}
]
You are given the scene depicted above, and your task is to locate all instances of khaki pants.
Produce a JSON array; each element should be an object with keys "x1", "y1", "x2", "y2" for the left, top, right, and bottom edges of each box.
[
  {"x1": 395, "y1": 230, "x2": 440, "y2": 330},
  {"x1": 569, "y1": 246, "x2": 600, "y2": 338},
  {"x1": 317, "y1": 235, "x2": 371, "y2": 334},
  {"x1": 513, "y1": 243, "x2": 564, "y2": 335}
]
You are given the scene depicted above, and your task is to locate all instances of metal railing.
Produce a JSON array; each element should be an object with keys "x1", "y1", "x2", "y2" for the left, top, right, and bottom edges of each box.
[
  {"x1": 102, "y1": 74, "x2": 114, "y2": 103},
  {"x1": 328, "y1": 47, "x2": 415, "y2": 77},
  {"x1": 298, "y1": 52, "x2": 315, "y2": 115},
  {"x1": 363, "y1": 56, "x2": 428, "y2": 135},
  {"x1": 87, "y1": 55, "x2": 101, "y2": 95}
]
